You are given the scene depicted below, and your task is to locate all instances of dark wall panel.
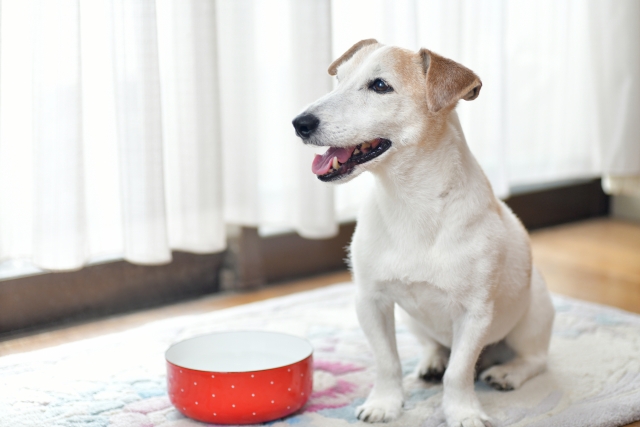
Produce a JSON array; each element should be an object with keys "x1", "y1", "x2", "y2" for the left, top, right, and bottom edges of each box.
[
  {"x1": 260, "y1": 223, "x2": 355, "y2": 284},
  {"x1": 0, "y1": 252, "x2": 222, "y2": 337},
  {"x1": 505, "y1": 179, "x2": 609, "y2": 230},
  {"x1": 0, "y1": 179, "x2": 609, "y2": 338}
]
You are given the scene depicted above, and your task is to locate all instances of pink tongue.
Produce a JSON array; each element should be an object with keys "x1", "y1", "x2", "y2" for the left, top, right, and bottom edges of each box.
[{"x1": 312, "y1": 146, "x2": 356, "y2": 175}]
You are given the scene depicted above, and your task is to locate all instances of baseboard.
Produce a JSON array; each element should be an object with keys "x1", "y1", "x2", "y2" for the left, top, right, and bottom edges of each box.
[
  {"x1": 0, "y1": 179, "x2": 609, "y2": 339},
  {"x1": 0, "y1": 252, "x2": 223, "y2": 339},
  {"x1": 245, "y1": 178, "x2": 610, "y2": 284},
  {"x1": 504, "y1": 179, "x2": 609, "y2": 230}
]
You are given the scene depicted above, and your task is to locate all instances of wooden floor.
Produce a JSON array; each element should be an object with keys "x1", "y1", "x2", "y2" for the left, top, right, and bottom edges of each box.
[
  {"x1": 1, "y1": 218, "x2": 639, "y2": 425},
  {"x1": 531, "y1": 218, "x2": 640, "y2": 313}
]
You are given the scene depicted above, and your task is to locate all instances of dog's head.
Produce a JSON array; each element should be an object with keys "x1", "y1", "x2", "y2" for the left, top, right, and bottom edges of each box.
[{"x1": 292, "y1": 39, "x2": 482, "y2": 183}]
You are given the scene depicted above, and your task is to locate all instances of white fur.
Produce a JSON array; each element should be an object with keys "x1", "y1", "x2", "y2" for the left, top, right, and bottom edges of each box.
[{"x1": 296, "y1": 44, "x2": 555, "y2": 427}]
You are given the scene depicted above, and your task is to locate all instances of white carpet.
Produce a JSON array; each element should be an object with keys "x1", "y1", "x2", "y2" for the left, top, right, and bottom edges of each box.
[{"x1": 1, "y1": 283, "x2": 639, "y2": 427}]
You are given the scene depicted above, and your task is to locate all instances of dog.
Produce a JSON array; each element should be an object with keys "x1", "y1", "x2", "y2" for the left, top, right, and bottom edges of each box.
[{"x1": 292, "y1": 39, "x2": 555, "y2": 427}]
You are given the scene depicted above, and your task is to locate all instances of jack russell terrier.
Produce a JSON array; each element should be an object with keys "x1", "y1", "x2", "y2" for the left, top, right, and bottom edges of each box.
[{"x1": 292, "y1": 39, "x2": 554, "y2": 427}]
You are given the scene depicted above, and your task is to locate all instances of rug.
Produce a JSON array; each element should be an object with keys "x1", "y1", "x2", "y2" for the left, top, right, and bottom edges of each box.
[{"x1": 1, "y1": 283, "x2": 639, "y2": 427}]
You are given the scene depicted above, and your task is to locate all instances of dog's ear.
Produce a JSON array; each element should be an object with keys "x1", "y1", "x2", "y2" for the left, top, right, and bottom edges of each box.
[
  {"x1": 328, "y1": 39, "x2": 379, "y2": 76},
  {"x1": 419, "y1": 49, "x2": 482, "y2": 113}
]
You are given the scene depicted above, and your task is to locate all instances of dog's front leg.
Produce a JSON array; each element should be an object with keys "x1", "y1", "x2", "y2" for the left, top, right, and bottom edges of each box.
[
  {"x1": 355, "y1": 292, "x2": 404, "y2": 423},
  {"x1": 443, "y1": 311, "x2": 493, "y2": 427}
]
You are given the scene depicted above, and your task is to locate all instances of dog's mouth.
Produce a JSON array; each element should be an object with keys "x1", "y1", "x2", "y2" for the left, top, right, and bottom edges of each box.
[{"x1": 311, "y1": 138, "x2": 392, "y2": 182}]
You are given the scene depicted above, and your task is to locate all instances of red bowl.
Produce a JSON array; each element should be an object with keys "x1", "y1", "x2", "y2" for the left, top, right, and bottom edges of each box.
[{"x1": 165, "y1": 331, "x2": 313, "y2": 424}]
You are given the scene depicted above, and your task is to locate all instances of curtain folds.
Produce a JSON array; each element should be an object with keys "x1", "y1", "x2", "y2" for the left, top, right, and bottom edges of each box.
[
  {"x1": 0, "y1": 0, "x2": 638, "y2": 271},
  {"x1": 156, "y1": 0, "x2": 225, "y2": 255},
  {"x1": 112, "y1": 0, "x2": 170, "y2": 264},
  {"x1": 32, "y1": 0, "x2": 85, "y2": 269},
  {"x1": 590, "y1": 0, "x2": 640, "y2": 176}
]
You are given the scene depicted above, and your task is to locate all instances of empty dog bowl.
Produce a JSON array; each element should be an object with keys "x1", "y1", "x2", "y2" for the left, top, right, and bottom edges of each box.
[{"x1": 166, "y1": 331, "x2": 313, "y2": 424}]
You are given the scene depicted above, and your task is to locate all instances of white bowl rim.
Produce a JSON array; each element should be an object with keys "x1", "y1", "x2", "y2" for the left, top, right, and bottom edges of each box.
[{"x1": 165, "y1": 330, "x2": 313, "y2": 373}]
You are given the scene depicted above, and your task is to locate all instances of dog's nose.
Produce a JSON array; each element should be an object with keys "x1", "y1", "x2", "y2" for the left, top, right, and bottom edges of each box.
[{"x1": 292, "y1": 114, "x2": 320, "y2": 138}]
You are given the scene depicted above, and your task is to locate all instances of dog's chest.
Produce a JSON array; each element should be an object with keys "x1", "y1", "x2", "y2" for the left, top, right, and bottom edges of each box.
[
  {"x1": 350, "y1": 201, "x2": 496, "y2": 345},
  {"x1": 352, "y1": 213, "x2": 489, "y2": 288},
  {"x1": 387, "y1": 279, "x2": 459, "y2": 344}
]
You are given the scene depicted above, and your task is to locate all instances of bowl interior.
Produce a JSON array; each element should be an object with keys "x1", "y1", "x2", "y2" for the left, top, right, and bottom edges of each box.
[{"x1": 165, "y1": 331, "x2": 313, "y2": 372}]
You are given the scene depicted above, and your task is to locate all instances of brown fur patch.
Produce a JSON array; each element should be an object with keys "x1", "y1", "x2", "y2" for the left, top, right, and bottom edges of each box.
[
  {"x1": 419, "y1": 49, "x2": 482, "y2": 113},
  {"x1": 388, "y1": 48, "x2": 426, "y2": 101},
  {"x1": 328, "y1": 39, "x2": 379, "y2": 76},
  {"x1": 384, "y1": 48, "x2": 446, "y2": 149}
]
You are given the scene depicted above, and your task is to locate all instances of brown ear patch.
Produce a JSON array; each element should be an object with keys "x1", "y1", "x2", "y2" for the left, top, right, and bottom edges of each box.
[
  {"x1": 420, "y1": 49, "x2": 482, "y2": 112},
  {"x1": 328, "y1": 39, "x2": 379, "y2": 76}
]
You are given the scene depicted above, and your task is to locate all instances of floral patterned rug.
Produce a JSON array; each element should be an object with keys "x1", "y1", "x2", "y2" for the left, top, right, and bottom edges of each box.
[{"x1": 1, "y1": 282, "x2": 639, "y2": 427}]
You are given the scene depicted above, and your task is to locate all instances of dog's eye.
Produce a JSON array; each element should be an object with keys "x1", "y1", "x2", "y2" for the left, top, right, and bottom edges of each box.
[{"x1": 369, "y1": 78, "x2": 393, "y2": 94}]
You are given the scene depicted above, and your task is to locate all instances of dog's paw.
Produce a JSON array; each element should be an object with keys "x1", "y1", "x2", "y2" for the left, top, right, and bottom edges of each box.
[
  {"x1": 355, "y1": 397, "x2": 403, "y2": 423},
  {"x1": 419, "y1": 365, "x2": 446, "y2": 382},
  {"x1": 480, "y1": 365, "x2": 522, "y2": 391},
  {"x1": 444, "y1": 399, "x2": 492, "y2": 427},
  {"x1": 414, "y1": 349, "x2": 448, "y2": 382},
  {"x1": 449, "y1": 415, "x2": 493, "y2": 427},
  {"x1": 480, "y1": 356, "x2": 547, "y2": 391}
]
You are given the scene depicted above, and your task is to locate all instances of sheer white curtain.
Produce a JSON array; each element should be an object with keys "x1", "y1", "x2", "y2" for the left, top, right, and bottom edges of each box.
[
  {"x1": 0, "y1": 0, "x2": 225, "y2": 270},
  {"x1": 215, "y1": 0, "x2": 337, "y2": 238},
  {"x1": 333, "y1": 0, "x2": 640, "y2": 196},
  {"x1": 592, "y1": 1, "x2": 640, "y2": 198},
  {"x1": 0, "y1": 0, "x2": 638, "y2": 271}
]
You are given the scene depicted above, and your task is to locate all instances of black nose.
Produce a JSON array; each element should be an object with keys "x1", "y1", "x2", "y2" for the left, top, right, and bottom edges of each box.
[{"x1": 292, "y1": 114, "x2": 320, "y2": 138}]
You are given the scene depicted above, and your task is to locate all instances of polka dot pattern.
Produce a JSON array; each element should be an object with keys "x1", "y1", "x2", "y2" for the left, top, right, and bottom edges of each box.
[{"x1": 167, "y1": 355, "x2": 313, "y2": 424}]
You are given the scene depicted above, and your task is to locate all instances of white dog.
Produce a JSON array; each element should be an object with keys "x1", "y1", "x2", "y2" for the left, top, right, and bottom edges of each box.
[{"x1": 292, "y1": 39, "x2": 555, "y2": 427}]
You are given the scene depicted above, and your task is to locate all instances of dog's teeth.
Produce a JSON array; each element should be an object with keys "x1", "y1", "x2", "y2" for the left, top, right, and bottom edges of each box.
[
  {"x1": 332, "y1": 156, "x2": 339, "y2": 170},
  {"x1": 354, "y1": 148, "x2": 360, "y2": 155},
  {"x1": 362, "y1": 142, "x2": 370, "y2": 149}
]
